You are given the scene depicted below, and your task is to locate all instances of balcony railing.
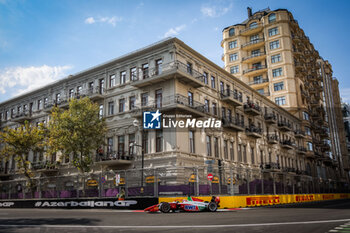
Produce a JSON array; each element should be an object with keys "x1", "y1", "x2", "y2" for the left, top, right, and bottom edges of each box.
[
  {"x1": 130, "y1": 61, "x2": 204, "y2": 88},
  {"x1": 97, "y1": 151, "x2": 133, "y2": 162},
  {"x1": 262, "y1": 163, "x2": 280, "y2": 170},
  {"x1": 278, "y1": 121, "x2": 292, "y2": 131},
  {"x1": 243, "y1": 65, "x2": 267, "y2": 75},
  {"x1": 220, "y1": 89, "x2": 243, "y2": 106},
  {"x1": 246, "y1": 125, "x2": 262, "y2": 137},
  {"x1": 268, "y1": 134, "x2": 279, "y2": 144},
  {"x1": 221, "y1": 117, "x2": 245, "y2": 131},
  {"x1": 240, "y1": 23, "x2": 263, "y2": 34},
  {"x1": 265, "y1": 113, "x2": 277, "y2": 124},
  {"x1": 241, "y1": 39, "x2": 265, "y2": 49},
  {"x1": 244, "y1": 102, "x2": 261, "y2": 116},
  {"x1": 248, "y1": 78, "x2": 269, "y2": 86}
]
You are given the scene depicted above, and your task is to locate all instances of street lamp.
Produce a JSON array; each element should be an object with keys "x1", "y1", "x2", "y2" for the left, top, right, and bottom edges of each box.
[{"x1": 132, "y1": 119, "x2": 145, "y2": 194}]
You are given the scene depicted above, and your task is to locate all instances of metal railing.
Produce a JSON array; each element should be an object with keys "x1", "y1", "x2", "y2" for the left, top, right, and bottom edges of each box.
[
  {"x1": 243, "y1": 65, "x2": 267, "y2": 74},
  {"x1": 241, "y1": 39, "x2": 265, "y2": 49},
  {"x1": 220, "y1": 89, "x2": 243, "y2": 102}
]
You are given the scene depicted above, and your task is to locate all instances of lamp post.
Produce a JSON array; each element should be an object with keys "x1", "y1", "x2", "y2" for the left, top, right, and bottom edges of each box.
[{"x1": 133, "y1": 119, "x2": 145, "y2": 194}]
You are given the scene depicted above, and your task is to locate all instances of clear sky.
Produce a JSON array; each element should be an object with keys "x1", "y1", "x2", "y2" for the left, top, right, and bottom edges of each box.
[{"x1": 1, "y1": 0, "x2": 350, "y2": 103}]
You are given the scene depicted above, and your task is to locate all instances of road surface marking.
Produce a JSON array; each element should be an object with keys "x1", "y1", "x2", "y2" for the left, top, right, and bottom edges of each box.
[{"x1": 0, "y1": 219, "x2": 350, "y2": 229}]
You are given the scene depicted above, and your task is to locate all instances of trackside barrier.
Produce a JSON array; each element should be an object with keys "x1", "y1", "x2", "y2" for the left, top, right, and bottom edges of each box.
[{"x1": 158, "y1": 193, "x2": 350, "y2": 209}]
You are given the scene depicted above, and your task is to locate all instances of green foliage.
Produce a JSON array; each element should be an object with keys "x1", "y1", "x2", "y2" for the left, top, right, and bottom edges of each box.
[
  {"x1": 48, "y1": 97, "x2": 106, "y2": 173},
  {"x1": 0, "y1": 121, "x2": 47, "y2": 187}
]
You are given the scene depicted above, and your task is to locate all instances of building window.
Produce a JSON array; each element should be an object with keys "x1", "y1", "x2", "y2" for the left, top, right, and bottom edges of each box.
[
  {"x1": 228, "y1": 40, "x2": 237, "y2": 49},
  {"x1": 130, "y1": 67, "x2": 137, "y2": 81},
  {"x1": 269, "y1": 40, "x2": 280, "y2": 50},
  {"x1": 77, "y1": 86, "x2": 82, "y2": 96},
  {"x1": 155, "y1": 59, "x2": 162, "y2": 75},
  {"x1": 249, "y1": 22, "x2": 258, "y2": 29},
  {"x1": 206, "y1": 136, "x2": 212, "y2": 156},
  {"x1": 203, "y1": 72, "x2": 208, "y2": 85},
  {"x1": 229, "y1": 53, "x2": 238, "y2": 61},
  {"x1": 69, "y1": 89, "x2": 74, "y2": 99},
  {"x1": 274, "y1": 82, "x2": 284, "y2": 91},
  {"x1": 230, "y1": 65, "x2": 239, "y2": 74},
  {"x1": 253, "y1": 75, "x2": 263, "y2": 84},
  {"x1": 189, "y1": 131, "x2": 195, "y2": 153},
  {"x1": 224, "y1": 140, "x2": 228, "y2": 159},
  {"x1": 37, "y1": 99, "x2": 42, "y2": 110},
  {"x1": 214, "y1": 137, "x2": 219, "y2": 158},
  {"x1": 120, "y1": 71, "x2": 126, "y2": 84},
  {"x1": 128, "y1": 134, "x2": 135, "y2": 155},
  {"x1": 188, "y1": 91, "x2": 193, "y2": 106},
  {"x1": 99, "y1": 104, "x2": 103, "y2": 118},
  {"x1": 230, "y1": 142, "x2": 234, "y2": 161},
  {"x1": 272, "y1": 67, "x2": 283, "y2": 77},
  {"x1": 156, "y1": 130, "x2": 163, "y2": 152},
  {"x1": 271, "y1": 54, "x2": 281, "y2": 63},
  {"x1": 187, "y1": 62, "x2": 193, "y2": 75},
  {"x1": 211, "y1": 76, "x2": 216, "y2": 88},
  {"x1": 212, "y1": 103, "x2": 217, "y2": 115},
  {"x1": 108, "y1": 101, "x2": 114, "y2": 115},
  {"x1": 118, "y1": 136, "x2": 125, "y2": 154},
  {"x1": 303, "y1": 112, "x2": 309, "y2": 120},
  {"x1": 251, "y1": 147, "x2": 255, "y2": 164},
  {"x1": 204, "y1": 99, "x2": 209, "y2": 113},
  {"x1": 110, "y1": 74, "x2": 116, "y2": 87},
  {"x1": 275, "y1": 96, "x2": 286, "y2": 106},
  {"x1": 243, "y1": 145, "x2": 247, "y2": 163},
  {"x1": 142, "y1": 63, "x2": 149, "y2": 79},
  {"x1": 119, "y1": 99, "x2": 125, "y2": 112},
  {"x1": 307, "y1": 142, "x2": 313, "y2": 151},
  {"x1": 268, "y1": 27, "x2": 279, "y2": 36},
  {"x1": 141, "y1": 93, "x2": 148, "y2": 106},
  {"x1": 155, "y1": 89, "x2": 162, "y2": 108},
  {"x1": 229, "y1": 28, "x2": 235, "y2": 36},
  {"x1": 305, "y1": 127, "x2": 311, "y2": 135},
  {"x1": 257, "y1": 89, "x2": 264, "y2": 95},
  {"x1": 238, "y1": 144, "x2": 242, "y2": 162},
  {"x1": 99, "y1": 79, "x2": 105, "y2": 94},
  {"x1": 268, "y1": 13, "x2": 276, "y2": 23},
  {"x1": 129, "y1": 96, "x2": 136, "y2": 110},
  {"x1": 107, "y1": 137, "x2": 113, "y2": 154}
]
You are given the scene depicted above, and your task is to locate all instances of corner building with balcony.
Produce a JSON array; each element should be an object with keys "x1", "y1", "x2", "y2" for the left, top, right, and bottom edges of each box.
[
  {"x1": 222, "y1": 7, "x2": 350, "y2": 191},
  {"x1": 0, "y1": 37, "x2": 347, "y2": 198}
]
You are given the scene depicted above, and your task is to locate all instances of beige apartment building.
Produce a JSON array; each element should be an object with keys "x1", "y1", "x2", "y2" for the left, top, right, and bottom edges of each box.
[
  {"x1": 0, "y1": 37, "x2": 347, "y2": 198},
  {"x1": 222, "y1": 7, "x2": 349, "y2": 188}
]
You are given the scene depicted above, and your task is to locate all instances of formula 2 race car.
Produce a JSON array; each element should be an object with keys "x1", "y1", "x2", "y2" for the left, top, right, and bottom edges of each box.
[{"x1": 144, "y1": 196, "x2": 220, "y2": 213}]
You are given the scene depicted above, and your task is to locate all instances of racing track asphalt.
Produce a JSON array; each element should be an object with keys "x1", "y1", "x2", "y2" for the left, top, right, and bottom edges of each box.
[{"x1": 0, "y1": 199, "x2": 349, "y2": 233}]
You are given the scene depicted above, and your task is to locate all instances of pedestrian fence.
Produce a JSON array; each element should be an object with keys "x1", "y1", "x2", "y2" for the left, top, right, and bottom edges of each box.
[{"x1": 0, "y1": 166, "x2": 345, "y2": 200}]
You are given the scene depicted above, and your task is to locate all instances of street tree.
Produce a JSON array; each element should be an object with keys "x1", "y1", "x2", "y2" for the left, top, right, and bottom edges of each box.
[
  {"x1": 47, "y1": 97, "x2": 106, "y2": 173},
  {"x1": 0, "y1": 121, "x2": 47, "y2": 195}
]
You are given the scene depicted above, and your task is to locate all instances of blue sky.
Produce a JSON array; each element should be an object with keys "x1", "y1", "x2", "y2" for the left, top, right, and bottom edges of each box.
[{"x1": 1, "y1": 0, "x2": 350, "y2": 103}]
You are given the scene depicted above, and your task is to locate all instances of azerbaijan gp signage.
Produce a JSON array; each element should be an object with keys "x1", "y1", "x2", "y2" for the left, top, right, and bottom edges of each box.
[
  {"x1": 0, "y1": 198, "x2": 158, "y2": 209},
  {"x1": 34, "y1": 200, "x2": 137, "y2": 207}
]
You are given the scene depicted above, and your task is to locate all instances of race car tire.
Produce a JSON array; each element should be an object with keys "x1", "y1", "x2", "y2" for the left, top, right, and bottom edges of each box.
[
  {"x1": 159, "y1": 202, "x2": 171, "y2": 213},
  {"x1": 208, "y1": 202, "x2": 218, "y2": 212}
]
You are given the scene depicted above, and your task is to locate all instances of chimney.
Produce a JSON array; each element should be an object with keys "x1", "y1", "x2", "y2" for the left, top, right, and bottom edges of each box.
[{"x1": 247, "y1": 7, "x2": 252, "y2": 18}]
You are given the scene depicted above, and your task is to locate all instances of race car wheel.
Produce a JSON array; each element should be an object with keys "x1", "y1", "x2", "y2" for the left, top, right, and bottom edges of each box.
[
  {"x1": 208, "y1": 202, "x2": 218, "y2": 212},
  {"x1": 159, "y1": 202, "x2": 171, "y2": 213}
]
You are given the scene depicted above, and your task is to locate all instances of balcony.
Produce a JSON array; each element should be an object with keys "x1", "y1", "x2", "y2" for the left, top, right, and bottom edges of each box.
[
  {"x1": 280, "y1": 140, "x2": 294, "y2": 150},
  {"x1": 268, "y1": 135, "x2": 279, "y2": 144},
  {"x1": 297, "y1": 147, "x2": 307, "y2": 155},
  {"x1": 220, "y1": 90, "x2": 243, "y2": 106},
  {"x1": 11, "y1": 112, "x2": 32, "y2": 123},
  {"x1": 246, "y1": 126, "x2": 262, "y2": 138},
  {"x1": 131, "y1": 61, "x2": 204, "y2": 88},
  {"x1": 249, "y1": 78, "x2": 269, "y2": 88},
  {"x1": 262, "y1": 163, "x2": 280, "y2": 172},
  {"x1": 243, "y1": 102, "x2": 261, "y2": 116},
  {"x1": 243, "y1": 65, "x2": 267, "y2": 76},
  {"x1": 283, "y1": 167, "x2": 296, "y2": 174},
  {"x1": 278, "y1": 122, "x2": 292, "y2": 132},
  {"x1": 305, "y1": 150, "x2": 315, "y2": 158},
  {"x1": 0, "y1": 168, "x2": 14, "y2": 178},
  {"x1": 33, "y1": 162, "x2": 59, "y2": 175},
  {"x1": 239, "y1": 23, "x2": 263, "y2": 36},
  {"x1": 131, "y1": 94, "x2": 207, "y2": 118},
  {"x1": 96, "y1": 151, "x2": 133, "y2": 167},
  {"x1": 222, "y1": 118, "x2": 245, "y2": 131},
  {"x1": 265, "y1": 114, "x2": 277, "y2": 125},
  {"x1": 87, "y1": 86, "x2": 105, "y2": 101},
  {"x1": 294, "y1": 130, "x2": 306, "y2": 138},
  {"x1": 241, "y1": 39, "x2": 265, "y2": 51},
  {"x1": 242, "y1": 52, "x2": 266, "y2": 64}
]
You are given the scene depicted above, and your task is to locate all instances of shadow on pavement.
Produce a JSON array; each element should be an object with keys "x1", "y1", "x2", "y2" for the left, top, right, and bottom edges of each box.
[{"x1": 0, "y1": 218, "x2": 100, "y2": 233}]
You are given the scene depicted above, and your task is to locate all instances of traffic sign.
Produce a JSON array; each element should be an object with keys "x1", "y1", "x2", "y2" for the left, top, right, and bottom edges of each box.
[{"x1": 207, "y1": 173, "x2": 213, "y2": 181}]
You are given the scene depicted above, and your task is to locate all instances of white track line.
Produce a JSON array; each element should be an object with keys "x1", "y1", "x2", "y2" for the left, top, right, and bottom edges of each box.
[{"x1": 0, "y1": 219, "x2": 349, "y2": 228}]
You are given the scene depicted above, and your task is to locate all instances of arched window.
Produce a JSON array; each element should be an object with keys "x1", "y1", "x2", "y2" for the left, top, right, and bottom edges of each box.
[
  {"x1": 249, "y1": 22, "x2": 258, "y2": 29},
  {"x1": 268, "y1": 13, "x2": 276, "y2": 23},
  {"x1": 229, "y1": 28, "x2": 235, "y2": 36}
]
